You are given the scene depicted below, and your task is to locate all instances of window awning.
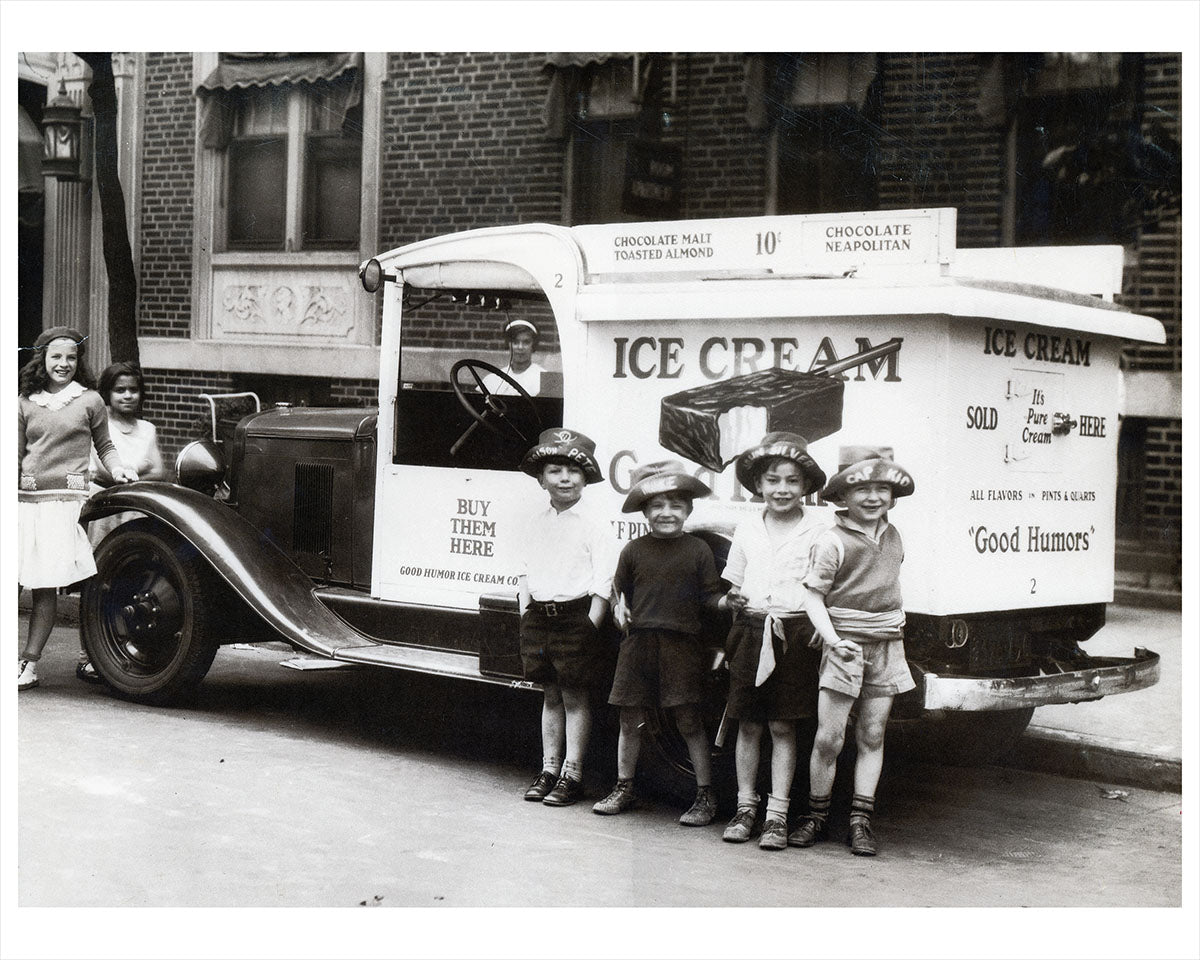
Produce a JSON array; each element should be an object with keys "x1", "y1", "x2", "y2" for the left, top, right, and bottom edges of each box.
[
  {"x1": 197, "y1": 52, "x2": 361, "y2": 93},
  {"x1": 543, "y1": 52, "x2": 631, "y2": 72},
  {"x1": 541, "y1": 53, "x2": 636, "y2": 138},
  {"x1": 744, "y1": 54, "x2": 878, "y2": 131},
  {"x1": 196, "y1": 52, "x2": 362, "y2": 149}
]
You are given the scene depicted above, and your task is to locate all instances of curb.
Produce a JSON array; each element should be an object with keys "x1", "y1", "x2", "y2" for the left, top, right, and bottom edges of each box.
[
  {"x1": 999, "y1": 725, "x2": 1181, "y2": 794},
  {"x1": 18, "y1": 593, "x2": 82, "y2": 627}
]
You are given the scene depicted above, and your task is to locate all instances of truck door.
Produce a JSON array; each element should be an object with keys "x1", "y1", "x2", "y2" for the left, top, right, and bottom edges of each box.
[{"x1": 371, "y1": 286, "x2": 565, "y2": 609}]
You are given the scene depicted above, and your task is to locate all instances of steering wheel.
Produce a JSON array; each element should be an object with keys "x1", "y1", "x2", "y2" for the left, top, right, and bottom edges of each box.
[{"x1": 449, "y1": 359, "x2": 542, "y2": 456}]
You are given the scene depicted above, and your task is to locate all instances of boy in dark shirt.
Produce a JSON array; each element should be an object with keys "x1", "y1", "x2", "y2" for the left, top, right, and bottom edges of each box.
[{"x1": 593, "y1": 461, "x2": 731, "y2": 826}]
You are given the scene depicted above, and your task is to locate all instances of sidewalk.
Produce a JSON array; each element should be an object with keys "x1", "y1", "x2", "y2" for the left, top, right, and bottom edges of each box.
[
  {"x1": 20, "y1": 594, "x2": 1183, "y2": 792},
  {"x1": 999, "y1": 603, "x2": 1183, "y2": 792}
]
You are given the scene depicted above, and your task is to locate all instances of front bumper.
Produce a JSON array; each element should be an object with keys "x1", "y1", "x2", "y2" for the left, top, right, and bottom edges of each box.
[{"x1": 922, "y1": 647, "x2": 1160, "y2": 712}]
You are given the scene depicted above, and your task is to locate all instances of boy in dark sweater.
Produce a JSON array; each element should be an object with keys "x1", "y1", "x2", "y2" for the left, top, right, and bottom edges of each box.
[{"x1": 593, "y1": 461, "x2": 731, "y2": 826}]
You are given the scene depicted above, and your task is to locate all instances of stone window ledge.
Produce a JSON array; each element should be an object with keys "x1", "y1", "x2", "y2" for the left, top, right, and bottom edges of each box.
[{"x1": 139, "y1": 337, "x2": 379, "y2": 379}]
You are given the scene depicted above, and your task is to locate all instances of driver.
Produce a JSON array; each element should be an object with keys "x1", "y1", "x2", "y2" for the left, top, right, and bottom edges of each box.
[{"x1": 482, "y1": 318, "x2": 545, "y2": 396}]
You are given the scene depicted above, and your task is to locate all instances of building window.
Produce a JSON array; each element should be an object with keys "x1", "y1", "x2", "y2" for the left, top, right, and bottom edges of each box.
[
  {"x1": 776, "y1": 106, "x2": 879, "y2": 214},
  {"x1": 568, "y1": 58, "x2": 640, "y2": 225},
  {"x1": 770, "y1": 54, "x2": 881, "y2": 216},
  {"x1": 223, "y1": 78, "x2": 362, "y2": 252},
  {"x1": 1011, "y1": 53, "x2": 1140, "y2": 245}
]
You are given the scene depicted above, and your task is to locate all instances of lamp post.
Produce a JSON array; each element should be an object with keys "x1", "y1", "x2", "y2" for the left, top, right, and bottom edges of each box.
[{"x1": 40, "y1": 80, "x2": 87, "y2": 182}]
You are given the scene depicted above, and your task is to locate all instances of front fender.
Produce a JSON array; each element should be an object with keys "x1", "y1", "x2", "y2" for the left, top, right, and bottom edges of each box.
[{"x1": 82, "y1": 482, "x2": 369, "y2": 657}]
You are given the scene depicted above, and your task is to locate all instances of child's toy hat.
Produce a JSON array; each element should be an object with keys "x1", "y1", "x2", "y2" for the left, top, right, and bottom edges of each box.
[
  {"x1": 734, "y1": 432, "x2": 826, "y2": 496},
  {"x1": 622, "y1": 460, "x2": 712, "y2": 513},
  {"x1": 520, "y1": 427, "x2": 603, "y2": 484},
  {"x1": 821, "y1": 445, "x2": 915, "y2": 503}
]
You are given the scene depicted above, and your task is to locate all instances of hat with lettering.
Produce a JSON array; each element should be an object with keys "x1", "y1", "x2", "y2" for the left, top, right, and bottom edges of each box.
[
  {"x1": 622, "y1": 460, "x2": 712, "y2": 513},
  {"x1": 734, "y1": 432, "x2": 826, "y2": 497},
  {"x1": 821, "y1": 445, "x2": 915, "y2": 503},
  {"x1": 520, "y1": 427, "x2": 603, "y2": 484}
]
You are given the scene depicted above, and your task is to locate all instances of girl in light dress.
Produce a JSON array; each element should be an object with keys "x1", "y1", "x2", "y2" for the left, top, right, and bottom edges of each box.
[
  {"x1": 18, "y1": 328, "x2": 138, "y2": 690},
  {"x1": 73, "y1": 362, "x2": 168, "y2": 682},
  {"x1": 87, "y1": 361, "x2": 166, "y2": 542}
]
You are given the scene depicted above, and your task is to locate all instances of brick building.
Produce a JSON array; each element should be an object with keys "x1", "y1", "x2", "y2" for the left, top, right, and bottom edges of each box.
[{"x1": 23, "y1": 51, "x2": 1183, "y2": 556}]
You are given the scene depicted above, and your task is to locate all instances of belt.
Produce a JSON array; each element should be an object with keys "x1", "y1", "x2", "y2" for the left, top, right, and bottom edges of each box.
[
  {"x1": 526, "y1": 596, "x2": 591, "y2": 618},
  {"x1": 737, "y1": 611, "x2": 809, "y2": 627}
]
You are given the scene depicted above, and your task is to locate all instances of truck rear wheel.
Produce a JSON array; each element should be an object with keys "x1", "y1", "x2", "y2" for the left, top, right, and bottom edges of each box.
[
  {"x1": 638, "y1": 667, "x2": 737, "y2": 807},
  {"x1": 898, "y1": 707, "x2": 1036, "y2": 767},
  {"x1": 81, "y1": 518, "x2": 222, "y2": 705}
]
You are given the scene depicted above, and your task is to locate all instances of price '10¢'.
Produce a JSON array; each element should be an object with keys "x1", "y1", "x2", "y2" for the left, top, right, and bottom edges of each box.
[{"x1": 755, "y1": 231, "x2": 780, "y2": 255}]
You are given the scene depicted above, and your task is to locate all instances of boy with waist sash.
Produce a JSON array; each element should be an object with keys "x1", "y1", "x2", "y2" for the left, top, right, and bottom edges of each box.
[
  {"x1": 791, "y1": 446, "x2": 916, "y2": 857},
  {"x1": 720, "y1": 433, "x2": 833, "y2": 851}
]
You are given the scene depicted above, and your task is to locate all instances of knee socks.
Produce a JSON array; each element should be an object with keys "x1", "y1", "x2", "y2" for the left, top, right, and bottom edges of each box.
[
  {"x1": 765, "y1": 793, "x2": 789, "y2": 825},
  {"x1": 807, "y1": 792, "x2": 832, "y2": 824},
  {"x1": 562, "y1": 759, "x2": 584, "y2": 783},
  {"x1": 850, "y1": 793, "x2": 875, "y2": 825},
  {"x1": 736, "y1": 790, "x2": 760, "y2": 812},
  {"x1": 542, "y1": 756, "x2": 563, "y2": 776}
]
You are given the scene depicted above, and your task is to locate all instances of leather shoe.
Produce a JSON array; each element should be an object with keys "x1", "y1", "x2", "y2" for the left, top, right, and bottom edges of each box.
[
  {"x1": 847, "y1": 818, "x2": 877, "y2": 856},
  {"x1": 542, "y1": 775, "x2": 584, "y2": 807},
  {"x1": 76, "y1": 660, "x2": 102, "y2": 685},
  {"x1": 679, "y1": 785, "x2": 717, "y2": 826},
  {"x1": 593, "y1": 779, "x2": 637, "y2": 815},
  {"x1": 787, "y1": 815, "x2": 829, "y2": 847},
  {"x1": 523, "y1": 769, "x2": 558, "y2": 802},
  {"x1": 722, "y1": 806, "x2": 758, "y2": 843},
  {"x1": 758, "y1": 818, "x2": 788, "y2": 851}
]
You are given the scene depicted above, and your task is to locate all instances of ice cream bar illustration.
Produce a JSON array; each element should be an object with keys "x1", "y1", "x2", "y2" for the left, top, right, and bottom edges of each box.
[{"x1": 658, "y1": 338, "x2": 903, "y2": 472}]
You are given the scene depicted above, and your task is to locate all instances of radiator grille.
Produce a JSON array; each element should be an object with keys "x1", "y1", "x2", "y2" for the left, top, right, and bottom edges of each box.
[{"x1": 293, "y1": 462, "x2": 334, "y2": 556}]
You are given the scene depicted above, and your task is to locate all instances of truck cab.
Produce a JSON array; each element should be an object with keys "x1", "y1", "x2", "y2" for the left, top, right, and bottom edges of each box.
[{"x1": 81, "y1": 207, "x2": 1163, "y2": 777}]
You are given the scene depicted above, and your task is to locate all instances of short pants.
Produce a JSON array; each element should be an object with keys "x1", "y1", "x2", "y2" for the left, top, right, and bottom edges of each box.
[
  {"x1": 725, "y1": 613, "x2": 821, "y2": 722},
  {"x1": 607, "y1": 628, "x2": 704, "y2": 709},
  {"x1": 520, "y1": 601, "x2": 601, "y2": 689},
  {"x1": 818, "y1": 634, "x2": 915, "y2": 699}
]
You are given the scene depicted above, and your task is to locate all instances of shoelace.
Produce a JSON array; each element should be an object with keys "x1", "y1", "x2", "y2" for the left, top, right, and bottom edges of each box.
[{"x1": 850, "y1": 820, "x2": 876, "y2": 842}]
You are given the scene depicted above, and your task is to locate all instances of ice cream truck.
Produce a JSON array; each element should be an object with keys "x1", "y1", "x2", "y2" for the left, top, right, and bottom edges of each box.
[{"x1": 81, "y1": 207, "x2": 1163, "y2": 786}]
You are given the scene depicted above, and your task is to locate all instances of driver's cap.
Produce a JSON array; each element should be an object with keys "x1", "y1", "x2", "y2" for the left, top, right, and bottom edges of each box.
[{"x1": 503, "y1": 318, "x2": 539, "y2": 341}]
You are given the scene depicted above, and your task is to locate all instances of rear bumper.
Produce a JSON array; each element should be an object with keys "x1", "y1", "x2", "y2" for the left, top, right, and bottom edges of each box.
[{"x1": 922, "y1": 647, "x2": 1160, "y2": 711}]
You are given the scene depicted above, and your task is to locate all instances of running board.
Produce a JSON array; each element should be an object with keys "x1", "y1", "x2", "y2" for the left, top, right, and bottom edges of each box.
[{"x1": 326, "y1": 640, "x2": 536, "y2": 690}]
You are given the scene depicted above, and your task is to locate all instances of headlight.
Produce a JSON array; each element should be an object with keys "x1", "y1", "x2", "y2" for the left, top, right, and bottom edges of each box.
[
  {"x1": 361, "y1": 258, "x2": 384, "y2": 293},
  {"x1": 175, "y1": 440, "x2": 226, "y2": 496}
]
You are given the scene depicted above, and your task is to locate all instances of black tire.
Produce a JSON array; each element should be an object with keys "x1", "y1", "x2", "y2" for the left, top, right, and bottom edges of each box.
[
  {"x1": 80, "y1": 518, "x2": 222, "y2": 705},
  {"x1": 892, "y1": 707, "x2": 1035, "y2": 767},
  {"x1": 637, "y1": 660, "x2": 737, "y2": 806},
  {"x1": 637, "y1": 529, "x2": 737, "y2": 806}
]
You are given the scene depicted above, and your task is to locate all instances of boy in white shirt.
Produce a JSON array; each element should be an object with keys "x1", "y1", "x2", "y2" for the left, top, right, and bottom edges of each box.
[
  {"x1": 516, "y1": 428, "x2": 612, "y2": 806},
  {"x1": 719, "y1": 433, "x2": 832, "y2": 851}
]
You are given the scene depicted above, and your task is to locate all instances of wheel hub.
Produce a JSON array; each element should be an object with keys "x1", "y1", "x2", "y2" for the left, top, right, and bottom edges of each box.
[{"x1": 122, "y1": 591, "x2": 161, "y2": 634}]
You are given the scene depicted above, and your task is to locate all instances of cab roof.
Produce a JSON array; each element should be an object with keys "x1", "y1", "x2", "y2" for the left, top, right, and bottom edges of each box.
[{"x1": 366, "y1": 208, "x2": 1165, "y2": 344}]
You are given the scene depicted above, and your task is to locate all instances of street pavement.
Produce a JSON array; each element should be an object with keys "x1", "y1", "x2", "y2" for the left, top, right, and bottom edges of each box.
[
  {"x1": 12, "y1": 622, "x2": 1185, "y2": 913},
  {"x1": 15, "y1": 596, "x2": 1185, "y2": 793}
]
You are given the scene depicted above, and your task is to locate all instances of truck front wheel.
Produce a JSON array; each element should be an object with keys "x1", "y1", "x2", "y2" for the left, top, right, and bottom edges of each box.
[{"x1": 81, "y1": 518, "x2": 222, "y2": 705}]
